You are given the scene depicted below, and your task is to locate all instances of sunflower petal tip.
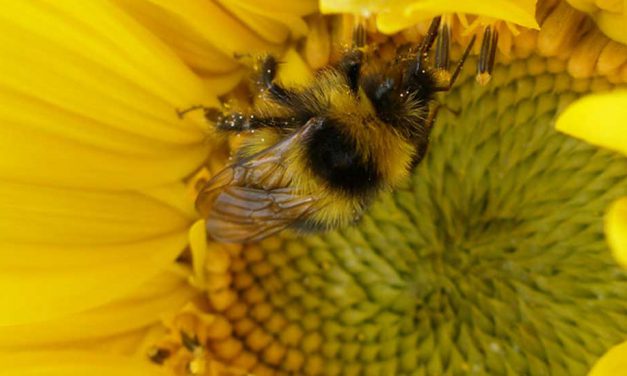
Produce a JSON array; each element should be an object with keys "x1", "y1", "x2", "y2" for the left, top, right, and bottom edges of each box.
[
  {"x1": 555, "y1": 90, "x2": 627, "y2": 155},
  {"x1": 589, "y1": 339, "x2": 627, "y2": 376}
]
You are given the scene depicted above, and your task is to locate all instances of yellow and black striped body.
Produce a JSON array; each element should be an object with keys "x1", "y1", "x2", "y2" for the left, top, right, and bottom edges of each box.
[
  {"x1": 196, "y1": 17, "x2": 474, "y2": 242},
  {"x1": 221, "y1": 52, "x2": 435, "y2": 231}
]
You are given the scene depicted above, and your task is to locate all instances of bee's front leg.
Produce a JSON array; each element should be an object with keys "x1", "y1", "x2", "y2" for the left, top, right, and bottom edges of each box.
[
  {"x1": 258, "y1": 55, "x2": 299, "y2": 107},
  {"x1": 215, "y1": 112, "x2": 301, "y2": 133}
]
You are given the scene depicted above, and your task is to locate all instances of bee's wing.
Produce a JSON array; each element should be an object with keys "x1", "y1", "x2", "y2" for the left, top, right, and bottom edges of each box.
[{"x1": 196, "y1": 117, "x2": 324, "y2": 243}]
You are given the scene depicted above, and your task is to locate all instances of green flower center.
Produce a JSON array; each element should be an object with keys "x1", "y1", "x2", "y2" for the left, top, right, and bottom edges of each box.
[{"x1": 217, "y1": 56, "x2": 627, "y2": 375}]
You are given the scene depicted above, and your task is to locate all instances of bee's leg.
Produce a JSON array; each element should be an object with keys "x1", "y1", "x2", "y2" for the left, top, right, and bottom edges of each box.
[
  {"x1": 176, "y1": 105, "x2": 220, "y2": 120},
  {"x1": 425, "y1": 102, "x2": 442, "y2": 130},
  {"x1": 410, "y1": 104, "x2": 440, "y2": 168},
  {"x1": 401, "y1": 17, "x2": 441, "y2": 92},
  {"x1": 258, "y1": 55, "x2": 299, "y2": 106},
  {"x1": 215, "y1": 112, "x2": 300, "y2": 132},
  {"x1": 339, "y1": 49, "x2": 363, "y2": 94},
  {"x1": 411, "y1": 134, "x2": 430, "y2": 169}
]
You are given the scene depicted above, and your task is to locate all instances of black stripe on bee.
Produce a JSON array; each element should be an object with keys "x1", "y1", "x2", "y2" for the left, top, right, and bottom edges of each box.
[{"x1": 305, "y1": 118, "x2": 381, "y2": 196}]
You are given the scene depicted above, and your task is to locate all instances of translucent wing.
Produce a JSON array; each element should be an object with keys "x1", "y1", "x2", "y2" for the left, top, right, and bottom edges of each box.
[{"x1": 196, "y1": 117, "x2": 324, "y2": 243}]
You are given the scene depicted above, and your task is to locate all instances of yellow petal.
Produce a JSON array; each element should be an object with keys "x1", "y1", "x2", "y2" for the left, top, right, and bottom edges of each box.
[
  {"x1": 555, "y1": 90, "x2": 627, "y2": 156},
  {"x1": 320, "y1": 0, "x2": 539, "y2": 34},
  {"x1": 0, "y1": 267, "x2": 195, "y2": 350},
  {"x1": 0, "y1": 231, "x2": 188, "y2": 326},
  {"x1": 203, "y1": 70, "x2": 246, "y2": 97},
  {"x1": 276, "y1": 49, "x2": 315, "y2": 86},
  {"x1": 0, "y1": 122, "x2": 208, "y2": 190},
  {"x1": 605, "y1": 198, "x2": 627, "y2": 268},
  {"x1": 589, "y1": 340, "x2": 627, "y2": 376},
  {"x1": 0, "y1": 123, "x2": 209, "y2": 190},
  {"x1": 0, "y1": 1, "x2": 213, "y2": 134},
  {"x1": 113, "y1": 0, "x2": 239, "y2": 75},
  {"x1": 1, "y1": 351, "x2": 167, "y2": 376},
  {"x1": 0, "y1": 1, "x2": 214, "y2": 189},
  {"x1": 227, "y1": 0, "x2": 318, "y2": 16},
  {"x1": 0, "y1": 182, "x2": 191, "y2": 244},
  {"x1": 219, "y1": 0, "x2": 316, "y2": 41},
  {"x1": 118, "y1": 0, "x2": 316, "y2": 74},
  {"x1": 115, "y1": 0, "x2": 287, "y2": 75},
  {"x1": 217, "y1": 1, "x2": 298, "y2": 44},
  {"x1": 189, "y1": 220, "x2": 209, "y2": 286},
  {"x1": 319, "y1": 0, "x2": 390, "y2": 14},
  {"x1": 141, "y1": 182, "x2": 198, "y2": 220}
]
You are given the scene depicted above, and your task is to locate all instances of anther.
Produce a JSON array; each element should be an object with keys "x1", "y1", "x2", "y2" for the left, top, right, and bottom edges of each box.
[
  {"x1": 476, "y1": 26, "x2": 499, "y2": 85},
  {"x1": 180, "y1": 330, "x2": 201, "y2": 352},
  {"x1": 352, "y1": 18, "x2": 367, "y2": 48},
  {"x1": 435, "y1": 21, "x2": 450, "y2": 71},
  {"x1": 147, "y1": 347, "x2": 170, "y2": 365}
]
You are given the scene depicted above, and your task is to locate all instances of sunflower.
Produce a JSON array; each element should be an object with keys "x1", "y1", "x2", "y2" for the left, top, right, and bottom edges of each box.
[{"x1": 2, "y1": 0, "x2": 627, "y2": 375}]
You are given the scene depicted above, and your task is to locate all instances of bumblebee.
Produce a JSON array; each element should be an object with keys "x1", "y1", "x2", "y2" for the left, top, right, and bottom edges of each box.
[{"x1": 188, "y1": 17, "x2": 475, "y2": 243}]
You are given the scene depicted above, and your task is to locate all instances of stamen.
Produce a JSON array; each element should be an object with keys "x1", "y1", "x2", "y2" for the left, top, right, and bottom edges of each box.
[
  {"x1": 433, "y1": 35, "x2": 476, "y2": 92},
  {"x1": 148, "y1": 347, "x2": 171, "y2": 365},
  {"x1": 352, "y1": 15, "x2": 367, "y2": 48},
  {"x1": 181, "y1": 330, "x2": 201, "y2": 352},
  {"x1": 476, "y1": 26, "x2": 499, "y2": 85},
  {"x1": 435, "y1": 21, "x2": 451, "y2": 71}
]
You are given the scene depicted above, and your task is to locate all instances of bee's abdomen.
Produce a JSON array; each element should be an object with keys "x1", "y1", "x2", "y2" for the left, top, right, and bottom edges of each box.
[{"x1": 305, "y1": 119, "x2": 380, "y2": 196}]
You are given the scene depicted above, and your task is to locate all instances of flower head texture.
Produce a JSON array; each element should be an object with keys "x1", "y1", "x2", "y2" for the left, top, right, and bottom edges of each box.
[{"x1": 2, "y1": 0, "x2": 627, "y2": 375}]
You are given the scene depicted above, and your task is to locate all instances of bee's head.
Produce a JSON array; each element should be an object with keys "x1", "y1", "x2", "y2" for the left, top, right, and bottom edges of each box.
[{"x1": 360, "y1": 64, "x2": 436, "y2": 141}]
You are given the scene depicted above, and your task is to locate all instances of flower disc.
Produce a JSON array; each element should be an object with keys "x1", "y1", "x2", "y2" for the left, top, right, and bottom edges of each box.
[{"x1": 210, "y1": 56, "x2": 627, "y2": 375}]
